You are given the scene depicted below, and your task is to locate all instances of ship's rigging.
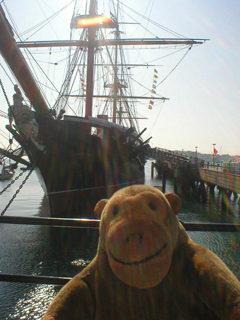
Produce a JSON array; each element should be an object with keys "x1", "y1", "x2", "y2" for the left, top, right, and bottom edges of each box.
[
  {"x1": 0, "y1": 0, "x2": 208, "y2": 217},
  {"x1": 0, "y1": 0, "x2": 207, "y2": 132}
]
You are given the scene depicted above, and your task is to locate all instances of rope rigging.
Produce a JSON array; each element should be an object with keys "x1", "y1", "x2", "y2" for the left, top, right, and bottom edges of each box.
[
  {"x1": 0, "y1": 0, "x2": 205, "y2": 140},
  {"x1": 0, "y1": 167, "x2": 34, "y2": 216},
  {"x1": 119, "y1": 0, "x2": 189, "y2": 39},
  {"x1": 1, "y1": 1, "x2": 76, "y2": 115},
  {"x1": 0, "y1": 79, "x2": 11, "y2": 107},
  {"x1": 17, "y1": 0, "x2": 75, "y2": 41},
  {"x1": 156, "y1": 46, "x2": 192, "y2": 88}
]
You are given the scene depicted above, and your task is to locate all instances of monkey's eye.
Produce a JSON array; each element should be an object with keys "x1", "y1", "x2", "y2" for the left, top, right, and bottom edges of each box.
[
  {"x1": 113, "y1": 206, "x2": 118, "y2": 216},
  {"x1": 149, "y1": 202, "x2": 157, "y2": 211}
]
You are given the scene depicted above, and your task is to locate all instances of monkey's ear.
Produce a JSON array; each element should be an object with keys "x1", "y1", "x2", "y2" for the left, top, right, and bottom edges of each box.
[
  {"x1": 165, "y1": 193, "x2": 181, "y2": 215},
  {"x1": 94, "y1": 199, "x2": 108, "y2": 218}
]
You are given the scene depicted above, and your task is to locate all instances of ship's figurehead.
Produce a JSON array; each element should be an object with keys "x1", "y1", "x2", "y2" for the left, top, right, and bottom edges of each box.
[
  {"x1": 42, "y1": 185, "x2": 240, "y2": 320},
  {"x1": 8, "y1": 84, "x2": 39, "y2": 142}
]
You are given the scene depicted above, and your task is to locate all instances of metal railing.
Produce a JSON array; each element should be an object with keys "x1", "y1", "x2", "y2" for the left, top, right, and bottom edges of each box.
[
  {"x1": 0, "y1": 216, "x2": 239, "y2": 285},
  {"x1": 0, "y1": 216, "x2": 239, "y2": 231}
]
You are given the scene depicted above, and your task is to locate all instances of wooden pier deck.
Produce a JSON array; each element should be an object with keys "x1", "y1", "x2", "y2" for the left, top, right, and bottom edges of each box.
[
  {"x1": 199, "y1": 166, "x2": 240, "y2": 195},
  {"x1": 147, "y1": 147, "x2": 239, "y2": 210}
]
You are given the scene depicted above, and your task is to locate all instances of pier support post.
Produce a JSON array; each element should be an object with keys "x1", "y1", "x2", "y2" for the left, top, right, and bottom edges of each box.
[
  {"x1": 208, "y1": 183, "x2": 216, "y2": 206},
  {"x1": 173, "y1": 168, "x2": 178, "y2": 194},
  {"x1": 174, "y1": 178, "x2": 178, "y2": 193},
  {"x1": 221, "y1": 189, "x2": 227, "y2": 213},
  {"x1": 162, "y1": 166, "x2": 167, "y2": 193},
  {"x1": 233, "y1": 192, "x2": 238, "y2": 203},
  {"x1": 198, "y1": 181, "x2": 207, "y2": 203},
  {"x1": 221, "y1": 189, "x2": 233, "y2": 214},
  {"x1": 151, "y1": 162, "x2": 155, "y2": 179},
  {"x1": 155, "y1": 160, "x2": 163, "y2": 178}
]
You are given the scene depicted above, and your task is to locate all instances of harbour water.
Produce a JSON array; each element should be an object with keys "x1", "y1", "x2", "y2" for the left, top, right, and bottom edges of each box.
[{"x1": 0, "y1": 161, "x2": 239, "y2": 319}]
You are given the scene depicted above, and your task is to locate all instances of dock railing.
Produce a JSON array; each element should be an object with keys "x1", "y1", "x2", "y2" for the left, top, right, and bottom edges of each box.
[
  {"x1": 200, "y1": 163, "x2": 240, "y2": 195},
  {"x1": 203, "y1": 162, "x2": 240, "y2": 174}
]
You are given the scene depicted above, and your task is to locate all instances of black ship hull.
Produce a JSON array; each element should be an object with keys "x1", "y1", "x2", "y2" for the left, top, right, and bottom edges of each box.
[{"x1": 19, "y1": 114, "x2": 145, "y2": 217}]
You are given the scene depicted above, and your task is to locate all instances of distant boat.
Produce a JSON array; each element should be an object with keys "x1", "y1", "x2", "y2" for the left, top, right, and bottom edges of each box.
[
  {"x1": 0, "y1": 1, "x2": 206, "y2": 217},
  {"x1": 0, "y1": 162, "x2": 14, "y2": 181}
]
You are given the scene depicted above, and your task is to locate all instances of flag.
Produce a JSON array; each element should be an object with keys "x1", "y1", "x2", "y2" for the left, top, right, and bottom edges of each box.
[
  {"x1": 152, "y1": 84, "x2": 156, "y2": 89},
  {"x1": 154, "y1": 69, "x2": 158, "y2": 74},
  {"x1": 153, "y1": 79, "x2": 157, "y2": 84},
  {"x1": 151, "y1": 89, "x2": 156, "y2": 94},
  {"x1": 214, "y1": 148, "x2": 218, "y2": 155},
  {"x1": 148, "y1": 105, "x2": 152, "y2": 110},
  {"x1": 149, "y1": 100, "x2": 154, "y2": 105},
  {"x1": 154, "y1": 74, "x2": 158, "y2": 79}
]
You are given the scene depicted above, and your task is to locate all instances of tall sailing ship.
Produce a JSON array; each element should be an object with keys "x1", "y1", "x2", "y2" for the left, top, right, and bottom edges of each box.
[{"x1": 0, "y1": 0, "x2": 206, "y2": 217}]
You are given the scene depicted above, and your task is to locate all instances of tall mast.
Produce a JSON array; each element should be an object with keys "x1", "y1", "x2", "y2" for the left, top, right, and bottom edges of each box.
[
  {"x1": 112, "y1": 3, "x2": 119, "y2": 124},
  {"x1": 85, "y1": 0, "x2": 96, "y2": 118}
]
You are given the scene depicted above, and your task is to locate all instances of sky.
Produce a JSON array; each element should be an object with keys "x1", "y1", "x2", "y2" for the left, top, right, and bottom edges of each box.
[{"x1": 0, "y1": 0, "x2": 239, "y2": 156}]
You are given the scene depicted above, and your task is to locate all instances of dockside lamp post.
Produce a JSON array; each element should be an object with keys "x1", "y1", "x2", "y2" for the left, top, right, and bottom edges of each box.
[
  {"x1": 212, "y1": 143, "x2": 216, "y2": 164},
  {"x1": 195, "y1": 146, "x2": 198, "y2": 163}
]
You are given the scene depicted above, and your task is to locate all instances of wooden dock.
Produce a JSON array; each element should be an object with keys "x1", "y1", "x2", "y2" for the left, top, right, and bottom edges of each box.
[
  {"x1": 199, "y1": 167, "x2": 240, "y2": 195},
  {"x1": 147, "y1": 147, "x2": 239, "y2": 212}
]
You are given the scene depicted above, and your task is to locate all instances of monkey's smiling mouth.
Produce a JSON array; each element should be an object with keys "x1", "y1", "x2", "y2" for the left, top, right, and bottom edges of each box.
[{"x1": 109, "y1": 243, "x2": 167, "y2": 266}]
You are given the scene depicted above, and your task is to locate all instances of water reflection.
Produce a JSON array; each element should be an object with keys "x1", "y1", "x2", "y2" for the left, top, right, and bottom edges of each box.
[
  {"x1": 6, "y1": 284, "x2": 60, "y2": 320},
  {"x1": 0, "y1": 225, "x2": 99, "y2": 319},
  {"x1": 189, "y1": 232, "x2": 240, "y2": 276}
]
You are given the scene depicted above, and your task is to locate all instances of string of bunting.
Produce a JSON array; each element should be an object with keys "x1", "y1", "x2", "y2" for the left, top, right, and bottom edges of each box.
[
  {"x1": 149, "y1": 69, "x2": 158, "y2": 110},
  {"x1": 80, "y1": 77, "x2": 86, "y2": 95}
]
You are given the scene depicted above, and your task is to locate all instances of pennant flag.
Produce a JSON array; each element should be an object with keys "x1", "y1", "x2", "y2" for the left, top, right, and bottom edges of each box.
[
  {"x1": 82, "y1": 78, "x2": 86, "y2": 93},
  {"x1": 214, "y1": 148, "x2": 218, "y2": 155},
  {"x1": 148, "y1": 71, "x2": 158, "y2": 109}
]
